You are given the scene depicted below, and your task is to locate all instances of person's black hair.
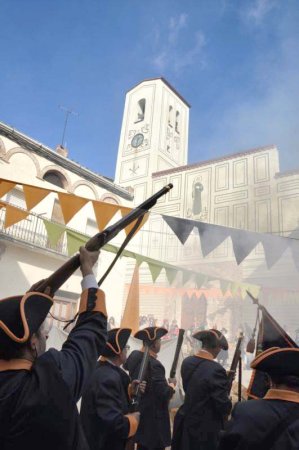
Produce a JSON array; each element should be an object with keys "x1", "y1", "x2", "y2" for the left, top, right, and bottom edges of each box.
[
  {"x1": 0, "y1": 339, "x2": 30, "y2": 360},
  {"x1": 0, "y1": 328, "x2": 42, "y2": 361},
  {"x1": 270, "y1": 374, "x2": 299, "y2": 389}
]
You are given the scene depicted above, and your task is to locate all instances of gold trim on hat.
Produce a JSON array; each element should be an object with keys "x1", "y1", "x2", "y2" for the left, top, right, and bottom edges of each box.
[{"x1": 0, "y1": 292, "x2": 53, "y2": 343}]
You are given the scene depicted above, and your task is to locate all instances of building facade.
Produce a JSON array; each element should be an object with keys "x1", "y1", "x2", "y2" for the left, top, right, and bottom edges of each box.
[
  {"x1": 0, "y1": 121, "x2": 133, "y2": 326},
  {"x1": 115, "y1": 78, "x2": 299, "y2": 339}
]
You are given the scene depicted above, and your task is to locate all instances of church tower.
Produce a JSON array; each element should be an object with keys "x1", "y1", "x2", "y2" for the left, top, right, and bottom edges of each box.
[{"x1": 114, "y1": 78, "x2": 190, "y2": 204}]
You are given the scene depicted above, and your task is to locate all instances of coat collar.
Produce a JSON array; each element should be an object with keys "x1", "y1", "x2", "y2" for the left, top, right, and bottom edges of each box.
[
  {"x1": 0, "y1": 359, "x2": 33, "y2": 372},
  {"x1": 264, "y1": 389, "x2": 299, "y2": 404},
  {"x1": 195, "y1": 350, "x2": 214, "y2": 361}
]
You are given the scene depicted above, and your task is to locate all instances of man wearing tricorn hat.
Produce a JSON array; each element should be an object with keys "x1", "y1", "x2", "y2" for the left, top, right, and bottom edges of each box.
[
  {"x1": 124, "y1": 326, "x2": 176, "y2": 450},
  {"x1": 219, "y1": 347, "x2": 299, "y2": 449},
  {"x1": 81, "y1": 327, "x2": 146, "y2": 450},
  {"x1": 0, "y1": 247, "x2": 107, "y2": 450},
  {"x1": 172, "y1": 328, "x2": 232, "y2": 450}
]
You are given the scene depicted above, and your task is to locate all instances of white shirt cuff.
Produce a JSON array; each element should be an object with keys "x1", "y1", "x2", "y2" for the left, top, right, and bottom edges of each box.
[{"x1": 81, "y1": 274, "x2": 98, "y2": 290}]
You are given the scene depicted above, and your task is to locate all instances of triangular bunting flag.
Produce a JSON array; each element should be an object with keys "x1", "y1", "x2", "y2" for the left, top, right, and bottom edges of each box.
[
  {"x1": 147, "y1": 262, "x2": 163, "y2": 283},
  {"x1": 220, "y1": 279, "x2": 230, "y2": 295},
  {"x1": 163, "y1": 215, "x2": 194, "y2": 244},
  {"x1": 121, "y1": 264, "x2": 140, "y2": 334},
  {"x1": 231, "y1": 230, "x2": 260, "y2": 265},
  {"x1": 66, "y1": 230, "x2": 89, "y2": 256},
  {"x1": 195, "y1": 273, "x2": 206, "y2": 289},
  {"x1": 58, "y1": 193, "x2": 89, "y2": 224},
  {"x1": 230, "y1": 282, "x2": 240, "y2": 296},
  {"x1": 0, "y1": 180, "x2": 16, "y2": 198},
  {"x1": 135, "y1": 255, "x2": 144, "y2": 267},
  {"x1": 120, "y1": 207, "x2": 149, "y2": 236},
  {"x1": 240, "y1": 284, "x2": 248, "y2": 300},
  {"x1": 196, "y1": 222, "x2": 230, "y2": 257},
  {"x1": 260, "y1": 233, "x2": 289, "y2": 269},
  {"x1": 93, "y1": 201, "x2": 119, "y2": 231},
  {"x1": 182, "y1": 270, "x2": 192, "y2": 285},
  {"x1": 4, "y1": 204, "x2": 29, "y2": 228},
  {"x1": 23, "y1": 185, "x2": 50, "y2": 210},
  {"x1": 246, "y1": 284, "x2": 261, "y2": 299},
  {"x1": 43, "y1": 219, "x2": 66, "y2": 246},
  {"x1": 247, "y1": 305, "x2": 297, "y2": 399},
  {"x1": 165, "y1": 267, "x2": 178, "y2": 285}
]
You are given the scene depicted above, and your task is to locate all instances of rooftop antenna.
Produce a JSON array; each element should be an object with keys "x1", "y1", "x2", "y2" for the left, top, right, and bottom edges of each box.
[{"x1": 59, "y1": 105, "x2": 78, "y2": 147}]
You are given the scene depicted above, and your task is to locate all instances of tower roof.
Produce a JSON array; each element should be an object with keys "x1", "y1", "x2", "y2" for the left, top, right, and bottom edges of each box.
[{"x1": 127, "y1": 77, "x2": 191, "y2": 108}]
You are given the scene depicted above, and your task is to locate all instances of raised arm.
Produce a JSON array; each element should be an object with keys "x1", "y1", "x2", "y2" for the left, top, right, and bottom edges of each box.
[{"x1": 45, "y1": 247, "x2": 108, "y2": 401}]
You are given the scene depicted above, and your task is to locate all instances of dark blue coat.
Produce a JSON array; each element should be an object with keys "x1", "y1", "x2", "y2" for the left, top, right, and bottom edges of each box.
[
  {"x1": 0, "y1": 288, "x2": 107, "y2": 450},
  {"x1": 124, "y1": 349, "x2": 174, "y2": 449},
  {"x1": 81, "y1": 360, "x2": 134, "y2": 450},
  {"x1": 219, "y1": 389, "x2": 299, "y2": 450},
  {"x1": 172, "y1": 351, "x2": 232, "y2": 450}
]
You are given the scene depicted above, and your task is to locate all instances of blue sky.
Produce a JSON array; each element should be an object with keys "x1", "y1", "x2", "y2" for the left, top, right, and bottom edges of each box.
[{"x1": 0, "y1": 0, "x2": 299, "y2": 178}]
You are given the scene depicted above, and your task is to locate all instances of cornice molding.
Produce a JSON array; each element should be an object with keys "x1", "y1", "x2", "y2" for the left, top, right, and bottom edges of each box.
[{"x1": 0, "y1": 122, "x2": 133, "y2": 201}]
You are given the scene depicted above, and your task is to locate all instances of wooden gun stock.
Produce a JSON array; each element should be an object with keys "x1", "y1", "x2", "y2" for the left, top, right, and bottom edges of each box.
[
  {"x1": 170, "y1": 329, "x2": 185, "y2": 379},
  {"x1": 34, "y1": 184, "x2": 173, "y2": 296}
]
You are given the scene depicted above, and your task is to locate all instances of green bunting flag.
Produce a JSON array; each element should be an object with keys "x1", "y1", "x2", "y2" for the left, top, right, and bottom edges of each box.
[
  {"x1": 182, "y1": 270, "x2": 192, "y2": 286},
  {"x1": 165, "y1": 267, "x2": 178, "y2": 285},
  {"x1": 195, "y1": 273, "x2": 206, "y2": 289},
  {"x1": 43, "y1": 219, "x2": 66, "y2": 246},
  {"x1": 66, "y1": 229, "x2": 89, "y2": 256},
  {"x1": 148, "y1": 262, "x2": 163, "y2": 283},
  {"x1": 220, "y1": 279, "x2": 230, "y2": 296},
  {"x1": 230, "y1": 282, "x2": 240, "y2": 296}
]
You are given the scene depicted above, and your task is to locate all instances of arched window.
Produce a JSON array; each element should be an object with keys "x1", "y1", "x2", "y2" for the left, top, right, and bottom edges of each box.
[
  {"x1": 175, "y1": 111, "x2": 180, "y2": 134},
  {"x1": 43, "y1": 170, "x2": 67, "y2": 189},
  {"x1": 168, "y1": 105, "x2": 173, "y2": 127},
  {"x1": 135, "y1": 98, "x2": 146, "y2": 123},
  {"x1": 102, "y1": 196, "x2": 119, "y2": 205}
]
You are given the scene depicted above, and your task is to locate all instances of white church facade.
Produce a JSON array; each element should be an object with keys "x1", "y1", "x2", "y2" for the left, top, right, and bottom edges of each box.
[
  {"x1": 1, "y1": 77, "x2": 299, "y2": 339},
  {"x1": 115, "y1": 78, "x2": 299, "y2": 339}
]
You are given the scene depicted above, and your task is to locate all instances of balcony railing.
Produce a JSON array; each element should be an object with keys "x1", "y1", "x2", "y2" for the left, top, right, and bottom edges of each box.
[{"x1": 0, "y1": 208, "x2": 68, "y2": 255}]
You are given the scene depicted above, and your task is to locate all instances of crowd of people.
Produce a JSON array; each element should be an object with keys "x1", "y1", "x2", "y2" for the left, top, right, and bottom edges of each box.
[{"x1": 0, "y1": 248, "x2": 299, "y2": 449}]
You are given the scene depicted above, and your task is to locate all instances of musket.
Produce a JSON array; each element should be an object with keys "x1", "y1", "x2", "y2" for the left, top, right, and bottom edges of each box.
[
  {"x1": 34, "y1": 184, "x2": 173, "y2": 296},
  {"x1": 130, "y1": 344, "x2": 151, "y2": 411},
  {"x1": 169, "y1": 329, "x2": 185, "y2": 379},
  {"x1": 125, "y1": 345, "x2": 151, "y2": 450},
  {"x1": 227, "y1": 332, "x2": 244, "y2": 392}
]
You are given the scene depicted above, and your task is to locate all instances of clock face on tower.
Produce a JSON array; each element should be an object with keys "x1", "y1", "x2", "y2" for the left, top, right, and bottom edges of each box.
[{"x1": 131, "y1": 133, "x2": 144, "y2": 148}]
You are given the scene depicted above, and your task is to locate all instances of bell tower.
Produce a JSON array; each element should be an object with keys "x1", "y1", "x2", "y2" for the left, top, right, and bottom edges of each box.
[{"x1": 114, "y1": 78, "x2": 190, "y2": 204}]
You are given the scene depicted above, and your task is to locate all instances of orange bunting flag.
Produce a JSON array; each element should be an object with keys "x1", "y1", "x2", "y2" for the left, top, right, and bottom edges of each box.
[
  {"x1": 121, "y1": 264, "x2": 140, "y2": 334},
  {"x1": 92, "y1": 201, "x2": 119, "y2": 231},
  {"x1": 0, "y1": 180, "x2": 16, "y2": 198},
  {"x1": 58, "y1": 193, "x2": 89, "y2": 224},
  {"x1": 23, "y1": 185, "x2": 50, "y2": 210},
  {"x1": 120, "y1": 206, "x2": 149, "y2": 236},
  {"x1": 4, "y1": 204, "x2": 29, "y2": 228}
]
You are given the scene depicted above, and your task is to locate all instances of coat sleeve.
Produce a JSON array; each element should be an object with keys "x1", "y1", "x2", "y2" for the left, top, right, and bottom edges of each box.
[
  {"x1": 94, "y1": 375, "x2": 139, "y2": 439},
  {"x1": 218, "y1": 403, "x2": 247, "y2": 450},
  {"x1": 209, "y1": 365, "x2": 232, "y2": 418},
  {"x1": 152, "y1": 361, "x2": 175, "y2": 400},
  {"x1": 46, "y1": 288, "x2": 107, "y2": 401}
]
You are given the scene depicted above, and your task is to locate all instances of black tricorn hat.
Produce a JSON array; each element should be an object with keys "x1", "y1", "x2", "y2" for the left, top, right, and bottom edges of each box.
[
  {"x1": 102, "y1": 328, "x2": 132, "y2": 357},
  {"x1": 0, "y1": 292, "x2": 53, "y2": 345},
  {"x1": 193, "y1": 328, "x2": 229, "y2": 350},
  {"x1": 251, "y1": 347, "x2": 299, "y2": 377},
  {"x1": 134, "y1": 327, "x2": 168, "y2": 343}
]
